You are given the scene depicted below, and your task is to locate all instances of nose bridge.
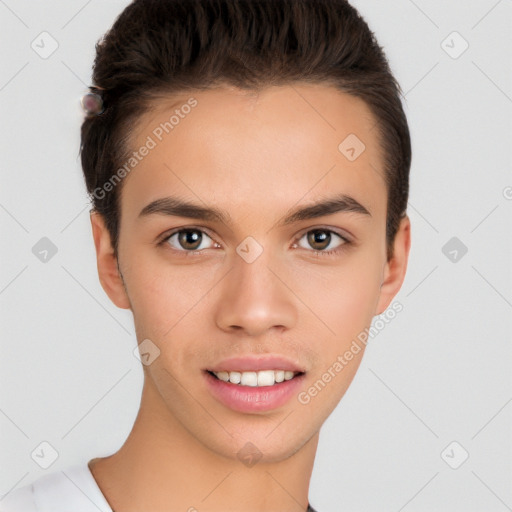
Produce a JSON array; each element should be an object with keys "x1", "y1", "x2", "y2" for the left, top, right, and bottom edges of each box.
[{"x1": 214, "y1": 242, "x2": 297, "y2": 335}]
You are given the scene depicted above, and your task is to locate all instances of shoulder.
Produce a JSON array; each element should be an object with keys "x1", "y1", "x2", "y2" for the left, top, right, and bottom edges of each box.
[{"x1": 0, "y1": 463, "x2": 112, "y2": 512}]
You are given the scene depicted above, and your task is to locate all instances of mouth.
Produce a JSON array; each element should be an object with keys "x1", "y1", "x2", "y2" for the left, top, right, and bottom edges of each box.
[
  {"x1": 203, "y1": 368, "x2": 306, "y2": 413},
  {"x1": 207, "y1": 369, "x2": 304, "y2": 387}
]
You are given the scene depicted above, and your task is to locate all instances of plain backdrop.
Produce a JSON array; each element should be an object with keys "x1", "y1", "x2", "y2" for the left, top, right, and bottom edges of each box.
[{"x1": 1, "y1": 1, "x2": 511, "y2": 511}]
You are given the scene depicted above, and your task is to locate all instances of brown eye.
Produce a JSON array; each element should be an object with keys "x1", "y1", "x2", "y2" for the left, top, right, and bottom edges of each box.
[
  {"x1": 307, "y1": 230, "x2": 331, "y2": 251},
  {"x1": 296, "y1": 229, "x2": 347, "y2": 253},
  {"x1": 165, "y1": 229, "x2": 215, "y2": 251},
  {"x1": 178, "y1": 230, "x2": 202, "y2": 250}
]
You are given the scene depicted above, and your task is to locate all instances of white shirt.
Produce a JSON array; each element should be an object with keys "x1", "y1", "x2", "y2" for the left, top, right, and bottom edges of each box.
[
  {"x1": 0, "y1": 463, "x2": 113, "y2": 512},
  {"x1": 1, "y1": 464, "x2": 319, "y2": 512}
]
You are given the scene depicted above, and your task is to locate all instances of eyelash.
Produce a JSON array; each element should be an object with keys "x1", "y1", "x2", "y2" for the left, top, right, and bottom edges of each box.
[{"x1": 158, "y1": 226, "x2": 352, "y2": 259}]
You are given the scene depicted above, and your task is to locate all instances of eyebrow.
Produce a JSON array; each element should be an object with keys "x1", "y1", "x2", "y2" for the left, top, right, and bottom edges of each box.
[{"x1": 138, "y1": 193, "x2": 371, "y2": 227}]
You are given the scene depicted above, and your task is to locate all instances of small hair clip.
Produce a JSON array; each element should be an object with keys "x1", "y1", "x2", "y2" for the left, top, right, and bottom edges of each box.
[{"x1": 81, "y1": 89, "x2": 105, "y2": 116}]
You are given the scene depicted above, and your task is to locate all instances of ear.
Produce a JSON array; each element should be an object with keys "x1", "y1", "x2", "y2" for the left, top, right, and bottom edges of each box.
[
  {"x1": 90, "y1": 211, "x2": 131, "y2": 310},
  {"x1": 375, "y1": 215, "x2": 411, "y2": 315}
]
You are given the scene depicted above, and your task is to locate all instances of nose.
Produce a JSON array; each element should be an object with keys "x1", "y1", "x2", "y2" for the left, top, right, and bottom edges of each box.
[{"x1": 214, "y1": 247, "x2": 298, "y2": 337}]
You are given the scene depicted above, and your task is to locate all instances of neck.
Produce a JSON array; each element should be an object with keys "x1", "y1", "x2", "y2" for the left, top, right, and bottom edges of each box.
[{"x1": 89, "y1": 375, "x2": 319, "y2": 512}]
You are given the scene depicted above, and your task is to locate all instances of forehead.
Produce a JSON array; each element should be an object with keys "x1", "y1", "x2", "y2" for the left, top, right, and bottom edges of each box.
[{"x1": 120, "y1": 83, "x2": 386, "y2": 225}]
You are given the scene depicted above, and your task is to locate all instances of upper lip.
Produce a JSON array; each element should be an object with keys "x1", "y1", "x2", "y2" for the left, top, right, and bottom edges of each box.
[{"x1": 207, "y1": 355, "x2": 305, "y2": 373}]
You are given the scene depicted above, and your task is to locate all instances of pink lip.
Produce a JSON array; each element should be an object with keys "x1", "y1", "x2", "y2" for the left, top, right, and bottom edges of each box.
[
  {"x1": 204, "y1": 370, "x2": 305, "y2": 413},
  {"x1": 207, "y1": 355, "x2": 305, "y2": 373}
]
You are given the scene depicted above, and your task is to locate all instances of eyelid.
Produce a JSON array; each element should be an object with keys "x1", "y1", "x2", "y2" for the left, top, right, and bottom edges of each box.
[
  {"x1": 294, "y1": 224, "x2": 354, "y2": 244},
  {"x1": 158, "y1": 225, "x2": 218, "y2": 245}
]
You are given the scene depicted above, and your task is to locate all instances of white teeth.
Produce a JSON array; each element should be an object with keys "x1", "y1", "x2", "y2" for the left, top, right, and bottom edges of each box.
[
  {"x1": 212, "y1": 369, "x2": 300, "y2": 387},
  {"x1": 257, "y1": 370, "x2": 275, "y2": 386},
  {"x1": 216, "y1": 371, "x2": 230, "y2": 382},
  {"x1": 229, "y1": 371, "x2": 241, "y2": 384},
  {"x1": 240, "y1": 371, "x2": 258, "y2": 386}
]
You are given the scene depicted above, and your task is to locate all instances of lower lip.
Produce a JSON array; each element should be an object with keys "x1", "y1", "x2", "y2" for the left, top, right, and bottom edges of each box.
[{"x1": 204, "y1": 371, "x2": 305, "y2": 413}]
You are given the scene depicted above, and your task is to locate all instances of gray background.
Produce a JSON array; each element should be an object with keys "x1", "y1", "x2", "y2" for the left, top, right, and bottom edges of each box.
[{"x1": 1, "y1": 1, "x2": 511, "y2": 511}]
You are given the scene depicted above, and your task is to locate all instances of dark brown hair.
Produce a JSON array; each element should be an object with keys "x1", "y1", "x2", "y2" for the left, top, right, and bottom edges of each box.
[{"x1": 80, "y1": 0, "x2": 411, "y2": 260}]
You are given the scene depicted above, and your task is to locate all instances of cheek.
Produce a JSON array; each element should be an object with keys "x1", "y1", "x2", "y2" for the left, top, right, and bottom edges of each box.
[
  {"x1": 291, "y1": 254, "x2": 383, "y2": 344},
  {"x1": 293, "y1": 258, "x2": 382, "y2": 420},
  {"x1": 126, "y1": 274, "x2": 208, "y2": 384},
  {"x1": 335, "y1": 267, "x2": 381, "y2": 336},
  {"x1": 123, "y1": 256, "x2": 220, "y2": 347}
]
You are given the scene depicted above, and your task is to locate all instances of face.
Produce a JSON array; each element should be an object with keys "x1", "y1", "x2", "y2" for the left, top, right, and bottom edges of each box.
[{"x1": 92, "y1": 83, "x2": 410, "y2": 463}]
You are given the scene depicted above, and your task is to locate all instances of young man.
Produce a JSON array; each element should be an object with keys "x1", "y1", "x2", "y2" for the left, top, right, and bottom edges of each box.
[{"x1": 1, "y1": 1, "x2": 411, "y2": 510}]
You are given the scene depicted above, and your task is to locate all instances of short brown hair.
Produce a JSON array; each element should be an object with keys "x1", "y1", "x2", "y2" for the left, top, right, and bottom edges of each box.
[{"x1": 80, "y1": 0, "x2": 411, "y2": 260}]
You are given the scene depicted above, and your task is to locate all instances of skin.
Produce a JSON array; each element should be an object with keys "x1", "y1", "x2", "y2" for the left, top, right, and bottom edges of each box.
[{"x1": 88, "y1": 83, "x2": 411, "y2": 512}]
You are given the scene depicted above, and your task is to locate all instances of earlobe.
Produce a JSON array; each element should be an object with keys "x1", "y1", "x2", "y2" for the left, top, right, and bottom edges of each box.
[
  {"x1": 375, "y1": 215, "x2": 411, "y2": 315},
  {"x1": 90, "y1": 211, "x2": 131, "y2": 310}
]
